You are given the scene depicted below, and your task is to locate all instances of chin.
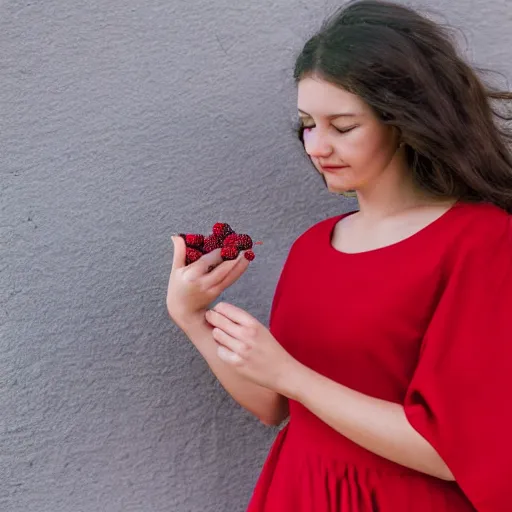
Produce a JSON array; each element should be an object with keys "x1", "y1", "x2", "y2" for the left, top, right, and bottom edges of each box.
[
  {"x1": 320, "y1": 172, "x2": 360, "y2": 195},
  {"x1": 325, "y1": 180, "x2": 357, "y2": 193}
]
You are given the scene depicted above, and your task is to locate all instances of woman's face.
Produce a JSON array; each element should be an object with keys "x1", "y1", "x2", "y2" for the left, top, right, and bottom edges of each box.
[{"x1": 297, "y1": 76, "x2": 401, "y2": 194}]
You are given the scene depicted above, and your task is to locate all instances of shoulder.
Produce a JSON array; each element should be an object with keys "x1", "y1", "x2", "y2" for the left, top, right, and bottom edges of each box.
[
  {"x1": 445, "y1": 201, "x2": 511, "y2": 263},
  {"x1": 454, "y1": 200, "x2": 509, "y2": 225},
  {"x1": 450, "y1": 201, "x2": 510, "y2": 243}
]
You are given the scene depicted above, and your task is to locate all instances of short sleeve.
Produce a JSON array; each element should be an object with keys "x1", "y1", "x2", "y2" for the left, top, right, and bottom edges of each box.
[{"x1": 404, "y1": 215, "x2": 512, "y2": 512}]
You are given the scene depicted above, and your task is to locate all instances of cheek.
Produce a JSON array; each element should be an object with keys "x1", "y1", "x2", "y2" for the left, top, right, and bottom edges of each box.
[{"x1": 340, "y1": 127, "x2": 394, "y2": 168}]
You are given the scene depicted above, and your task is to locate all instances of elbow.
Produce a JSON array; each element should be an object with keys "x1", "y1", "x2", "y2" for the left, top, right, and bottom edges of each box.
[
  {"x1": 257, "y1": 395, "x2": 290, "y2": 427},
  {"x1": 258, "y1": 408, "x2": 289, "y2": 427},
  {"x1": 440, "y1": 469, "x2": 455, "y2": 482},
  {"x1": 437, "y1": 463, "x2": 455, "y2": 481},
  {"x1": 259, "y1": 414, "x2": 287, "y2": 427},
  {"x1": 256, "y1": 394, "x2": 290, "y2": 427}
]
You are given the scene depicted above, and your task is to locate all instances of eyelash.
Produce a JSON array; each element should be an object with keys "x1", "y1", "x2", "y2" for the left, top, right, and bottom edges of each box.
[{"x1": 296, "y1": 122, "x2": 356, "y2": 136}]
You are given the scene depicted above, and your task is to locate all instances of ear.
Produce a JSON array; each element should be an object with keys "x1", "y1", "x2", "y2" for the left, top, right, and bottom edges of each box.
[{"x1": 392, "y1": 125, "x2": 403, "y2": 148}]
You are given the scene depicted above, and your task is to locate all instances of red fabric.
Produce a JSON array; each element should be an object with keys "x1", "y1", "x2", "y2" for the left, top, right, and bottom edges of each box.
[{"x1": 246, "y1": 201, "x2": 512, "y2": 512}]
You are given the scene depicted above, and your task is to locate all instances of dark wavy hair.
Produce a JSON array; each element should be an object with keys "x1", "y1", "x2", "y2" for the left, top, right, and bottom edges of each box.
[{"x1": 293, "y1": 0, "x2": 512, "y2": 211}]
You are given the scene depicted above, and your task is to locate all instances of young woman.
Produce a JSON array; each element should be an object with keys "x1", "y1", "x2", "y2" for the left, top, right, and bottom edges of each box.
[{"x1": 167, "y1": 1, "x2": 512, "y2": 510}]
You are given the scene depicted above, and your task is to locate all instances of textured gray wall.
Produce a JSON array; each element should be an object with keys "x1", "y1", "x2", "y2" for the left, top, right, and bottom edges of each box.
[{"x1": 1, "y1": 1, "x2": 510, "y2": 511}]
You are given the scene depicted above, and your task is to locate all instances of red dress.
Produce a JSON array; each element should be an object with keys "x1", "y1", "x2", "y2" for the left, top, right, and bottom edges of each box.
[{"x1": 247, "y1": 201, "x2": 512, "y2": 512}]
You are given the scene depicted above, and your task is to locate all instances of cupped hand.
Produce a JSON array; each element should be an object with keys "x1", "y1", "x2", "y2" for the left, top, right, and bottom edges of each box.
[{"x1": 166, "y1": 236, "x2": 251, "y2": 329}]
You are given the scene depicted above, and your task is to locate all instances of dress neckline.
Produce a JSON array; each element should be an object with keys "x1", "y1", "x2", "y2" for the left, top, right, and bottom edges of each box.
[{"x1": 327, "y1": 200, "x2": 463, "y2": 257}]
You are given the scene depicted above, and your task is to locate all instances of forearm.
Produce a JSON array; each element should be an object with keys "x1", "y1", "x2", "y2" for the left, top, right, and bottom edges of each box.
[
  {"x1": 283, "y1": 362, "x2": 454, "y2": 481},
  {"x1": 179, "y1": 315, "x2": 289, "y2": 426}
]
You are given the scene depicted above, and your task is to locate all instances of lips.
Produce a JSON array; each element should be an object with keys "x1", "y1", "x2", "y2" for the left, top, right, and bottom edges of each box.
[{"x1": 320, "y1": 164, "x2": 349, "y2": 171}]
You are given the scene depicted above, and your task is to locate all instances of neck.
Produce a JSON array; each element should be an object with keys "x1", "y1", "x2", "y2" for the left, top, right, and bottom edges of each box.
[{"x1": 354, "y1": 153, "x2": 451, "y2": 221}]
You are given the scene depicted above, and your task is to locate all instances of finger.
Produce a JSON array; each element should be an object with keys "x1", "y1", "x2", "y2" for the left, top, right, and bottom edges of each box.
[
  {"x1": 211, "y1": 302, "x2": 257, "y2": 327},
  {"x1": 217, "y1": 344, "x2": 244, "y2": 365},
  {"x1": 186, "y1": 248, "x2": 237, "y2": 281},
  {"x1": 214, "y1": 252, "x2": 251, "y2": 290},
  {"x1": 212, "y1": 327, "x2": 247, "y2": 355},
  {"x1": 206, "y1": 309, "x2": 245, "y2": 338},
  {"x1": 200, "y1": 251, "x2": 249, "y2": 291},
  {"x1": 171, "y1": 236, "x2": 186, "y2": 270}
]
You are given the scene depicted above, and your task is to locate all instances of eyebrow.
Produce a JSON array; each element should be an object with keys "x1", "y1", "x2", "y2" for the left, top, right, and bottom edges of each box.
[{"x1": 298, "y1": 109, "x2": 357, "y2": 119}]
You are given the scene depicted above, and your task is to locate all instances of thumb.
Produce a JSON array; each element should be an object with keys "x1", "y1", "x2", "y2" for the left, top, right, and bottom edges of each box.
[{"x1": 171, "y1": 236, "x2": 186, "y2": 270}]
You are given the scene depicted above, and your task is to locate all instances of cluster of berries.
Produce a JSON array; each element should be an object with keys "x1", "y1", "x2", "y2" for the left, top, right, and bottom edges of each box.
[{"x1": 177, "y1": 223, "x2": 262, "y2": 267}]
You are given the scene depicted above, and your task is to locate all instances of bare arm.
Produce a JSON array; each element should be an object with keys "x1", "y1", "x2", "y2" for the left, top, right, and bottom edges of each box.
[
  {"x1": 202, "y1": 301, "x2": 452, "y2": 480},
  {"x1": 180, "y1": 315, "x2": 289, "y2": 426},
  {"x1": 167, "y1": 235, "x2": 288, "y2": 426},
  {"x1": 283, "y1": 362, "x2": 453, "y2": 480}
]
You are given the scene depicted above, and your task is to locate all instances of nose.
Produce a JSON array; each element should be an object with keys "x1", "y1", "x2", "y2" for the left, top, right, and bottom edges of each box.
[{"x1": 302, "y1": 127, "x2": 333, "y2": 158}]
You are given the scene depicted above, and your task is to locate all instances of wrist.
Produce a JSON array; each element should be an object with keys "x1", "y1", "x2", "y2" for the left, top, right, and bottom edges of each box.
[
  {"x1": 173, "y1": 310, "x2": 208, "y2": 336},
  {"x1": 277, "y1": 358, "x2": 311, "y2": 402}
]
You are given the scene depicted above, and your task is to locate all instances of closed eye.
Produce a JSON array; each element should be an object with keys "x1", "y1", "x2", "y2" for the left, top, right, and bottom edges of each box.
[
  {"x1": 299, "y1": 123, "x2": 357, "y2": 135},
  {"x1": 334, "y1": 125, "x2": 356, "y2": 134}
]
